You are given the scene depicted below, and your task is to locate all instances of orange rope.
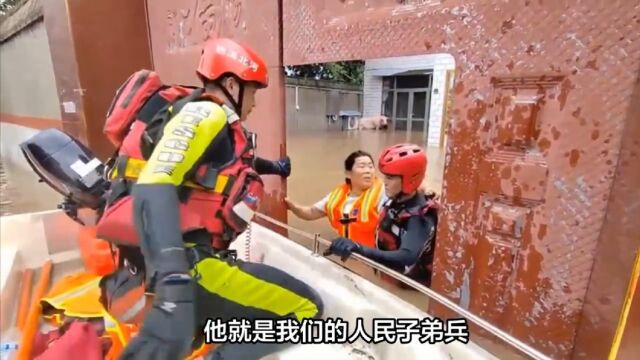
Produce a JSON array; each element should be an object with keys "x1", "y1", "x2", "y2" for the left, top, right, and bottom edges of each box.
[
  {"x1": 16, "y1": 260, "x2": 53, "y2": 360},
  {"x1": 16, "y1": 269, "x2": 34, "y2": 331}
]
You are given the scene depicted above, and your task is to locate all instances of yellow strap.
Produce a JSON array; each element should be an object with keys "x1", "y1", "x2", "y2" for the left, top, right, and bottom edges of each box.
[
  {"x1": 325, "y1": 186, "x2": 346, "y2": 223},
  {"x1": 111, "y1": 157, "x2": 230, "y2": 193},
  {"x1": 608, "y1": 249, "x2": 640, "y2": 360},
  {"x1": 359, "y1": 179, "x2": 382, "y2": 223}
]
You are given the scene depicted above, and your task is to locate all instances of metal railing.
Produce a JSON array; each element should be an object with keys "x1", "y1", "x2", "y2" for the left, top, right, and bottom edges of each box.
[{"x1": 254, "y1": 212, "x2": 552, "y2": 360}]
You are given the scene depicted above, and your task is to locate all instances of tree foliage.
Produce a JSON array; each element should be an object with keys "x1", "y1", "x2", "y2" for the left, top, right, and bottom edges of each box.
[{"x1": 285, "y1": 61, "x2": 364, "y2": 86}]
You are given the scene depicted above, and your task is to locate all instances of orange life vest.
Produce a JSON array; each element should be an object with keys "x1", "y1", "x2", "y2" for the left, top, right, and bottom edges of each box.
[
  {"x1": 326, "y1": 178, "x2": 383, "y2": 248},
  {"x1": 95, "y1": 71, "x2": 263, "y2": 252},
  {"x1": 40, "y1": 272, "x2": 138, "y2": 360}
]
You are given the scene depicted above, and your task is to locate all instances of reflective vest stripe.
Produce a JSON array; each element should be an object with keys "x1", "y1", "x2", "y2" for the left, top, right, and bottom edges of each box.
[
  {"x1": 325, "y1": 186, "x2": 345, "y2": 223},
  {"x1": 359, "y1": 180, "x2": 382, "y2": 223},
  {"x1": 118, "y1": 295, "x2": 147, "y2": 324},
  {"x1": 40, "y1": 275, "x2": 129, "y2": 354},
  {"x1": 103, "y1": 312, "x2": 127, "y2": 347},
  {"x1": 41, "y1": 278, "x2": 101, "y2": 308}
]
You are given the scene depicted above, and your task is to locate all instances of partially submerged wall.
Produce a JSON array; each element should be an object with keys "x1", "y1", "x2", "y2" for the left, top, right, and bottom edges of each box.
[
  {"x1": 0, "y1": 0, "x2": 61, "y2": 170},
  {"x1": 285, "y1": 77, "x2": 362, "y2": 133}
]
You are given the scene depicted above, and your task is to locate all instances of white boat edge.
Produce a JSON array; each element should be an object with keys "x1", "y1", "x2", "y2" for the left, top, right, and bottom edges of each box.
[{"x1": 0, "y1": 209, "x2": 499, "y2": 360}]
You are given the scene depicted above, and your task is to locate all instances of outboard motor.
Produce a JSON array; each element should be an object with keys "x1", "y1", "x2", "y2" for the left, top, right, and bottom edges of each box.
[{"x1": 20, "y1": 128, "x2": 110, "y2": 224}]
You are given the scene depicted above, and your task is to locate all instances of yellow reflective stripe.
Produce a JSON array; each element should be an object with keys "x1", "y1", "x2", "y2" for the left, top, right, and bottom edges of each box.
[
  {"x1": 117, "y1": 295, "x2": 146, "y2": 323},
  {"x1": 112, "y1": 157, "x2": 230, "y2": 193},
  {"x1": 360, "y1": 180, "x2": 382, "y2": 223},
  {"x1": 110, "y1": 158, "x2": 146, "y2": 179},
  {"x1": 191, "y1": 258, "x2": 319, "y2": 321},
  {"x1": 41, "y1": 278, "x2": 101, "y2": 308},
  {"x1": 608, "y1": 249, "x2": 640, "y2": 360},
  {"x1": 42, "y1": 313, "x2": 63, "y2": 326},
  {"x1": 138, "y1": 101, "x2": 228, "y2": 186},
  {"x1": 359, "y1": 188, "x2": 374, "y2": 223},
  {"x1": 325, "y1": 187, "x2": 344, "y2": 223},
  {"x1": 103, "y1": 312, "x2": 127, "y2": 346},
  {"x1": 41, "y1": 277, "x2": 128, "y2": 346}
]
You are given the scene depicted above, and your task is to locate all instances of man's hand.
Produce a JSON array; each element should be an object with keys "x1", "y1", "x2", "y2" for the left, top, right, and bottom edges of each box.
[
  {"x1": 120, "y1": 274, "x2": 195, "y2": 360},
  {"x1": 324, "y1": 237, "x2": 363, "y2": 261}
]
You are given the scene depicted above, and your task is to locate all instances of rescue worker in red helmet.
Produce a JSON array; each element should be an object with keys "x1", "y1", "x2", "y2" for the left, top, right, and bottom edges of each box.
[
  {"x1": 326, "y1": 143, "x2": 438, "y2": 287},
  {"x1": 114, "y1": 38, "x2": 323, "y2": 360}
]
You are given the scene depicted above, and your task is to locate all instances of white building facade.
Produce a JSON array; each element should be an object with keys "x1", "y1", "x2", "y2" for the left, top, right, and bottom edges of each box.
[{"x1": 362, "y1": 54, "x2": 455, "y2": 147}]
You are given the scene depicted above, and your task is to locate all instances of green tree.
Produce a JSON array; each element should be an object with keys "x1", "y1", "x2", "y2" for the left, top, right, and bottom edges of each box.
[{"x1": 285, "y1": 61, "x2": 364, "y2": 86}]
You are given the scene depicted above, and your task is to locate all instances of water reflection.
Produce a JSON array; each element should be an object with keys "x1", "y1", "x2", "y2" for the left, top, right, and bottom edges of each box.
[{"x1": 0, "y1": 159, "x2": 60, "y2": 216}]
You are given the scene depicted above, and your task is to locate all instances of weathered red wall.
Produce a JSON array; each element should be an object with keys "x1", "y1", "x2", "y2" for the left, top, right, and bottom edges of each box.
[
  {"x1": 43, "y1": 0, "x2": 153, "y2": 160},
  {"x1": 616, "y1": 270, "x2": 640, "y2": 360},
  {"x1": 279, "y1": 0, "x2": 640, "y2": 359},
  {"x1": 573, "y1": 74, "x2": 640, "y2": 358}
]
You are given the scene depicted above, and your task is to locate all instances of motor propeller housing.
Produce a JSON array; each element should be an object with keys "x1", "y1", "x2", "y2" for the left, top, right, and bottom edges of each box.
[{"x1": 19, "y1": 128, "x2": 109, "y2": 213}]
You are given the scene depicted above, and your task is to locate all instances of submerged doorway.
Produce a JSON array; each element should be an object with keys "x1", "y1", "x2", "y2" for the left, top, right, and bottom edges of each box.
[{"x1": 381, "y1": 73, "x2": 432, "y2": 141}]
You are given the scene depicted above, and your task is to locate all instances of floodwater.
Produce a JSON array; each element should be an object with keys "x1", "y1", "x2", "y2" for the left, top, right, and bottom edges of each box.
[{"x1": 0, "y1": 158, "x2": 61, "y2": 217}]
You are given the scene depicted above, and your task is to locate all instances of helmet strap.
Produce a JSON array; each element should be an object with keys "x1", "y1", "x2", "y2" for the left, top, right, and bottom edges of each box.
[
  {"x1": 216, "y1": 77, "x2": 245, "y2": 117},
  {"x1": 392, "y1": 191, "x2": 406, "y2": 201}
]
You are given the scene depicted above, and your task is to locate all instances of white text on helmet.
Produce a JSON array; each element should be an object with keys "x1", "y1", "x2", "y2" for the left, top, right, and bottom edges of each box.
[{"x1": 215, "y1": 45, "x2": 259, "y2": 73}]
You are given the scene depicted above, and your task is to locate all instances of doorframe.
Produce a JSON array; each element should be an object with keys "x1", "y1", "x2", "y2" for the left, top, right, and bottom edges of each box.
[{"x1": 391, "y1": 88, "x2": 431, "y2": 142}]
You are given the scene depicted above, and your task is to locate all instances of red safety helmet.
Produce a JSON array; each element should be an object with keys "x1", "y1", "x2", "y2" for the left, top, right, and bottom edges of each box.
[
  {"x1": 378, "y1": 143, "x2": 427, "y2": 194},
  {"x1": 197, "y1": 38, "x2": 268, "y2": 88}
]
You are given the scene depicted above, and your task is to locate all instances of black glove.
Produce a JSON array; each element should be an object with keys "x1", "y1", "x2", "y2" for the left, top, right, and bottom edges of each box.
[
  {"x1": 324, "y1": 237, "x2": 363, "y2": 261},
  {"x1": 253, "y1": 156, "x2": 291, "y2": 178},
  {"x1": 120, "y1": 274, "x2": 195, "y2": 360},
  {"x1": 276, "y1": 156, "x2": 291, "y2": 178}
]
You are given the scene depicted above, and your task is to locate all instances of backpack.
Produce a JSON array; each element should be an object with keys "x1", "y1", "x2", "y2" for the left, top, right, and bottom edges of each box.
[{"x1": 103, "y1": 69, "x2": 198, "y2": 151}]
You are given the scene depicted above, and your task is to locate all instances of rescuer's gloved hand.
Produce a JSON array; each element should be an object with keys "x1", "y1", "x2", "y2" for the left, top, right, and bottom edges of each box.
[
  {"x1": 253, "y1": 156, "x2": 291, "y2": 178},
  {"x1": 276, "y1": 156, "x2": 291, "y2": 178},
  {"x1": 119, "y1": 274, "x2": 195, "y2": 360},
  {"x1": 325, "y1": 237, "x2": 363, "y2": 261}
]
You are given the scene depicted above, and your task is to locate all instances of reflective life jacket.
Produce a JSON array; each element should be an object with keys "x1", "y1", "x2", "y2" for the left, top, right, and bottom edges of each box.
[
  {"x1": 375, "y1": 193, "x2": 439, "y2": 288},
  {"x1": 326, "y1": 178, "x2": 383, "y2": 248},
  {"x1": 39, "y1": 272, "x2": 138, "y2": 360},
  {"x1": 95, "y1": 69, "x2": 264, "y2": 253}
]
